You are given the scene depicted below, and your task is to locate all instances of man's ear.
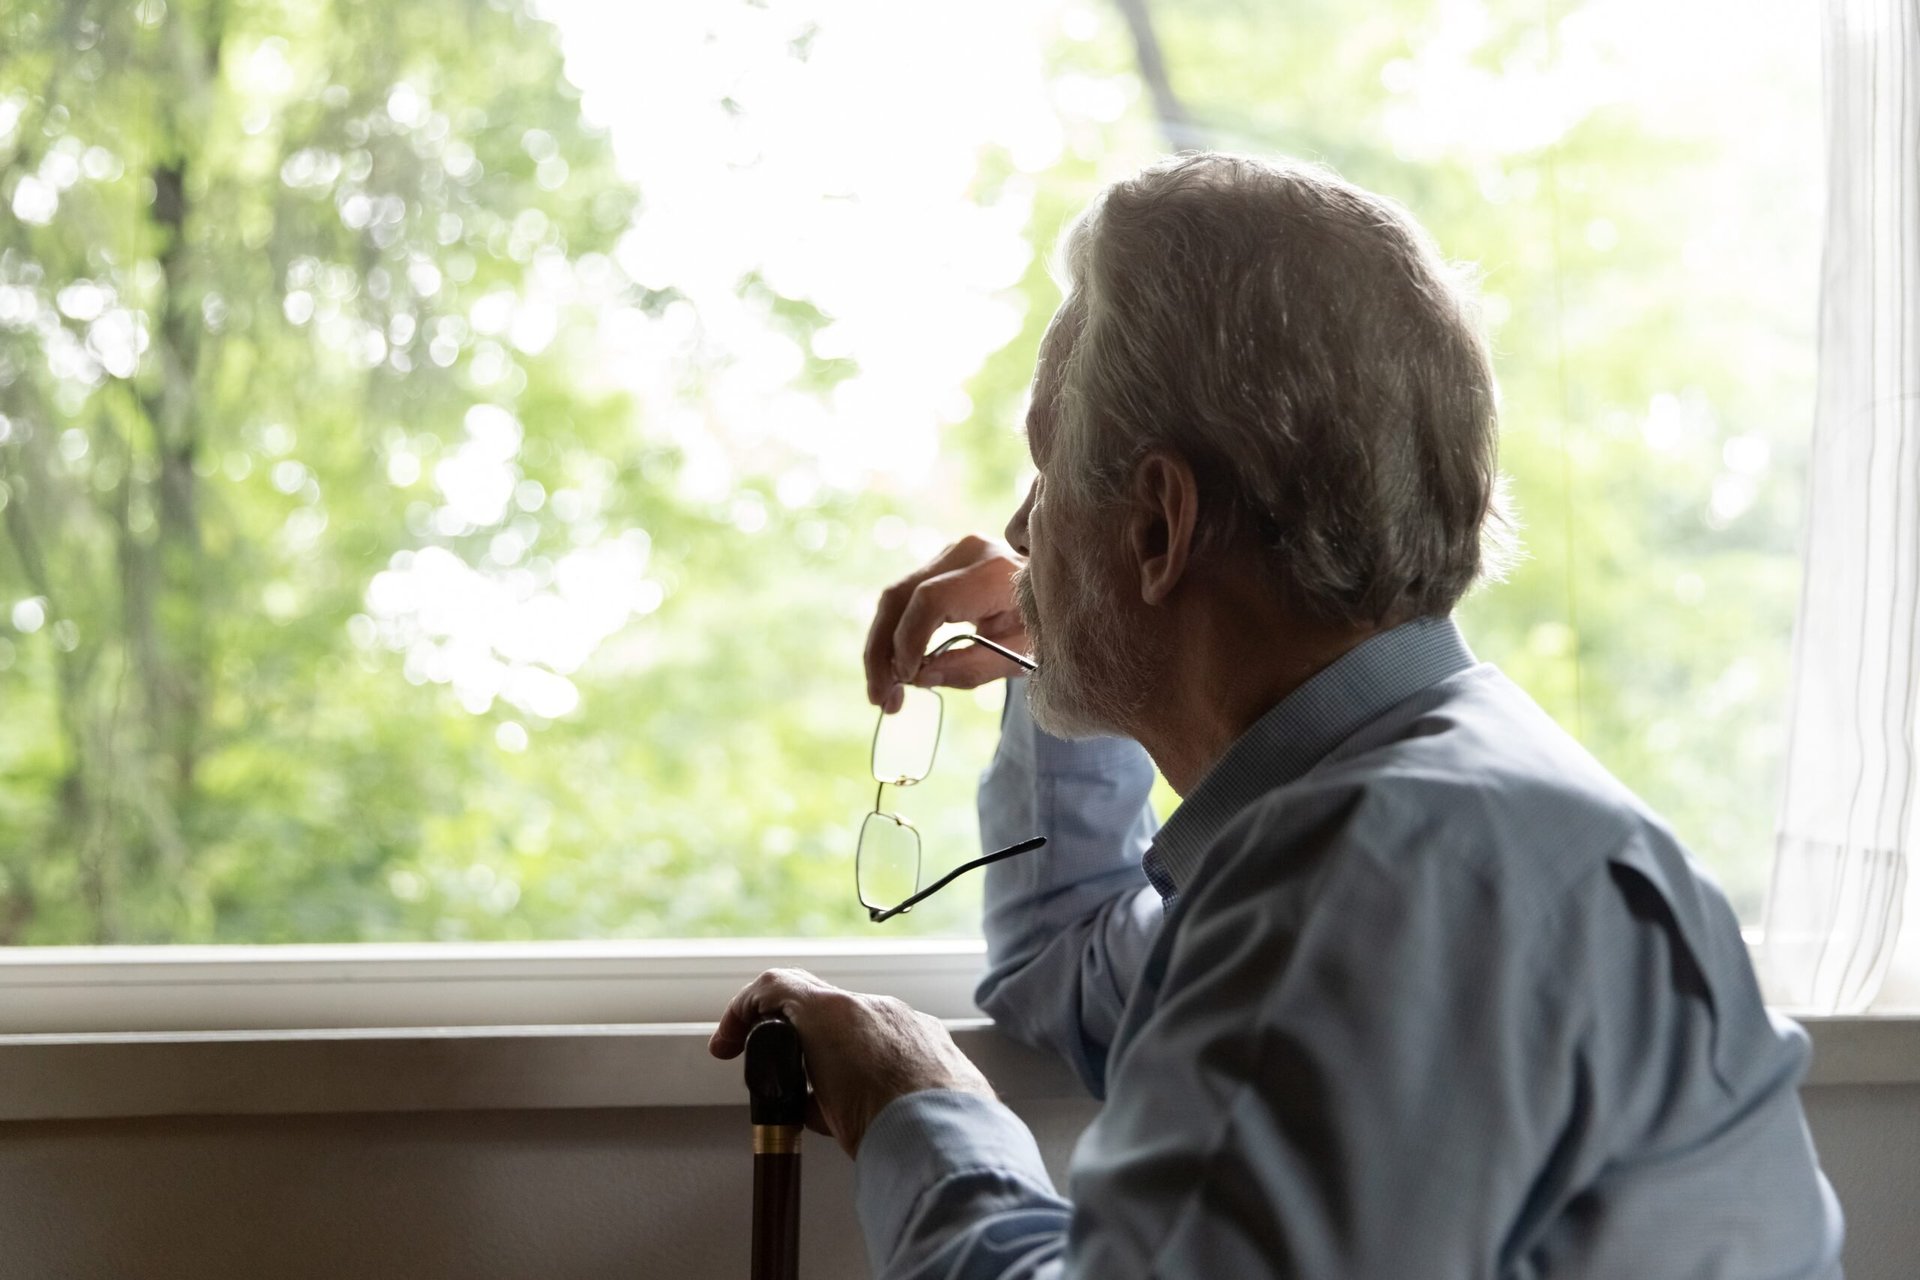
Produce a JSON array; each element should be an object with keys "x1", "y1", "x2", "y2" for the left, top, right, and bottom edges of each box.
[{"x1": 1128, "y1": 451, "x2": 1198, "y2": 606}]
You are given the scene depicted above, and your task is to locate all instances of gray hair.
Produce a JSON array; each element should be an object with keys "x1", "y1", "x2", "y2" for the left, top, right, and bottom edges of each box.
[{"x1": 1050, "y1": 152, "x2": 1511, "y2": 627}]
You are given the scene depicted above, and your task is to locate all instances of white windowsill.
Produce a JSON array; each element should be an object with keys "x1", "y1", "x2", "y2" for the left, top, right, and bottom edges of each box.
[
  {"x1": 0, "y1": 939, "x2": 997, "y2": 1035},
  {"x1": 0, "y1": 942, "x2": 1914, "y2": 1124}
]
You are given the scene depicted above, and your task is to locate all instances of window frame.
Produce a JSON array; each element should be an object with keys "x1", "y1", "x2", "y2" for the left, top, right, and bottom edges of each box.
[
  {"x1": 3, "y1": 931, "x2": 1914, "y2": 1042},
  {"x1": 0, "y1": 940, "x2": 1913, "y2": 1128}
]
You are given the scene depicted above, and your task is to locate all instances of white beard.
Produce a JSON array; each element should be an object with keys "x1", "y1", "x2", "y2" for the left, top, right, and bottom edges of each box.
[{"x1": 1014, "y1": 553, "x2": 1159, "y2": 741}]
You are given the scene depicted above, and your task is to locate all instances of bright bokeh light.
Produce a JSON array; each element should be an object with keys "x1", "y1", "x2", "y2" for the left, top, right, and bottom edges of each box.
[
  {"x1": 532, "y1": 0, "x2": 1074, "y2": 492},
  {"x1": 357, "y1": 0, "x2": 1112, "y2": 720},
  {"x1": 362, "y1": 529, "x2": 659, "y2": 718}
]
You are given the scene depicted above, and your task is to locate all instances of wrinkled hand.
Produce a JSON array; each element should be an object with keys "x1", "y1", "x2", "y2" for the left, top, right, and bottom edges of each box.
[
  {"x1": 709, "y1": 967, "x2": 996, "y2": 1159},
  {"x1": 864, "y1": 534, "x2": 1028, "y2": 714}
]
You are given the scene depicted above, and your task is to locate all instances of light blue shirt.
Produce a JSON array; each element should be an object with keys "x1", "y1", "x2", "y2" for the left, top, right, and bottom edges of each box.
[{"x1": 852, "y1": 616, "x2": 1844, "y2": 1278}]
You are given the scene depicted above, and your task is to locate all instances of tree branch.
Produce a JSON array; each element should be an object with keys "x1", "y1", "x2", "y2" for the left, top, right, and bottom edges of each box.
[{"x1": 1108, "y1": 0, "x2": 1206, "y2": 151}]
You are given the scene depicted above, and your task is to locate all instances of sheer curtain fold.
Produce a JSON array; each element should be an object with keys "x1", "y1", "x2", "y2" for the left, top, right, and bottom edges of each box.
[{"x1": 1762, "y1": 0, "x2": 1920, "y2": 1012}]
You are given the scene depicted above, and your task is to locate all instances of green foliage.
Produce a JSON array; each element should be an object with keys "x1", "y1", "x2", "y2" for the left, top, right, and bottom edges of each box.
[{"x1": 0, "y1": 0, "x2": 1812, "y2": 942}]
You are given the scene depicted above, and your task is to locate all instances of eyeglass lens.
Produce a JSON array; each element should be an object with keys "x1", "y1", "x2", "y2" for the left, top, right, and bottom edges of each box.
[
  {"x1": 862, "y1": 683, "x2": 943, "y2": 913},
  {"x1": 871, "y1": 684, "x2": 942, "y2": 784},
  {"x1": 856, "y1": 811, "x2": 921, "y2": 912}
]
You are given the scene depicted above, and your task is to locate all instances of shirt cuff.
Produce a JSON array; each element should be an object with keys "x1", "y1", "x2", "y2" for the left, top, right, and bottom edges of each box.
[{"x1": 853, "y1": 1088, "x2": 1060, "y2": 1275}]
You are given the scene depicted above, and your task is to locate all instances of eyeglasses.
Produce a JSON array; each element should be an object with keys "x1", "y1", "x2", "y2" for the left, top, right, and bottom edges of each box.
[{"x1": 858, "y1": 634, "x2": 1047, "y2": 923}]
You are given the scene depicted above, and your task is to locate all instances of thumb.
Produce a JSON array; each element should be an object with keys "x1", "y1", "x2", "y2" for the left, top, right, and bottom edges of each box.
[{"x1": 914, "y1": 644, "x2": 1024, "y2": 691}]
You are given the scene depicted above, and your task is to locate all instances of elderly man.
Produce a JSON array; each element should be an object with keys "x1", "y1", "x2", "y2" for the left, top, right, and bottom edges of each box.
[{"x1": 710, "y1": 153, "x2": 1843, "y2": 1278}]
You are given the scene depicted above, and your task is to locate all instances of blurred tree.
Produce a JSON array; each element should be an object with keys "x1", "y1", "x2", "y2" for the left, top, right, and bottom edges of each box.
[
  {"x1": 0, "y1": 0, "x2": 1814, "y2": 943},
  {"x1": 0, "y1": 0, "x2": 672, "y2": 940}
]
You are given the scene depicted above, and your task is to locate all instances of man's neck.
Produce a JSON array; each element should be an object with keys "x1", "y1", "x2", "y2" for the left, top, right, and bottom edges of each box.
[{"x1": 1130, "y1": 592, "x2": 1378, "y2": 797}]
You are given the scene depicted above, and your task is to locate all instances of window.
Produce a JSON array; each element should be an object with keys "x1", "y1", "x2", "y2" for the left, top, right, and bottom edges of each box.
[{"x1": 0, "y1": 0, "x2": 1817, "y2": 946}]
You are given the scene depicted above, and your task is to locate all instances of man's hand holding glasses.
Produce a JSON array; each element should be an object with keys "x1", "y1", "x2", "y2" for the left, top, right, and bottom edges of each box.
[
  {"x1": 859, "y1": 536, "x2": 1046, "y2": 923},
  {"x1": 858, "y1": 634, "x2": 1046, "y2": 922}
]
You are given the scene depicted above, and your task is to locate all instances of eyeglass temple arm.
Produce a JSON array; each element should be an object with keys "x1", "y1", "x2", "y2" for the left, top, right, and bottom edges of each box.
[
  {"x1": 928, "y1": 633, "x2": 1037, "y2": 673},
  {"x1": 867, "y1": 835, "x2": 1047, "y2": 924}
]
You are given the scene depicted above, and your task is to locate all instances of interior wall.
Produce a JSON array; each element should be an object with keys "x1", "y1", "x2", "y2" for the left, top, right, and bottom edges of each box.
[
  {"x1": 0, "y1": 1086, "x2": 1905, "y2": 1280},
  {"x1": 1799, "y1": 1085, "x2": 1920, "y2": 1280}
]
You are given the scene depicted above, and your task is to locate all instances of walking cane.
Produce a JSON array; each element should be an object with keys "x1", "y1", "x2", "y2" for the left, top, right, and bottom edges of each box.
[{"x1": 745, "y1": 1015, "x2": 808, "y2": 1280}]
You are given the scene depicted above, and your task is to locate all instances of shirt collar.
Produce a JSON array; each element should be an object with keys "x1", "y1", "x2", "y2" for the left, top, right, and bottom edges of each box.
[{"x1": 1142, "y1": 614, "x2": 1477, "y2": 899}]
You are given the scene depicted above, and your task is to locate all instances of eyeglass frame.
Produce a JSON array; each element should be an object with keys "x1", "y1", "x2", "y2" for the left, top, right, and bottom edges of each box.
[{"x1": 859, "y1": 633, "x2": 1047, "y2": 923}]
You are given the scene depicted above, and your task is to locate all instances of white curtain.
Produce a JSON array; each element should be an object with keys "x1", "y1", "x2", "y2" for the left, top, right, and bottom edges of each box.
[{"x1": 1761, "y1": 0, "x2": 1920, "y2": 1012}]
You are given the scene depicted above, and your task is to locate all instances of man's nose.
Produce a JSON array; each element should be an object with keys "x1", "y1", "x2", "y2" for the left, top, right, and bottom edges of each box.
[{"x1": 1005, "y1": 483, "x2": 1034, "y2": 557}]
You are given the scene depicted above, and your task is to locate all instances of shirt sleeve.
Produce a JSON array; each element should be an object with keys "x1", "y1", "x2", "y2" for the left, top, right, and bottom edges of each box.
[
  {"x1": 853, "y1": 1089, "x2": 1072, "y2": 1280},
  {"x1": 972, "y1": 677, "x2": 1164, "y2": 1098}
]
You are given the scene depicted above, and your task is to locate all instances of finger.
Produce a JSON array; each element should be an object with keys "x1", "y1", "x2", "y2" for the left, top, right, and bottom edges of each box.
[
  {"x1": 708, "y1": 967, "x2": 821, "y2": 1058},
  {"x1": 863, "y1": 538, "x2": 994, "y2": 706},
  {"x1": 709, "y1": 973, "x2": 789, "y2": 1058},
  {"x1": 913, "y1": 645, "x2": 1023, "y2": 691},
  {"x1": 871, "y1": 537, "x2": 1021, "y2": 706},
  {"x1": 890, "y1": 560, "x2": 1020, "y2": 683},
  {"x1": 708, "y1": 981, "x2": 762, "y2": 1059},
  {"x1": 864, "y1": 581, "x2": 913, "y2": 709}
]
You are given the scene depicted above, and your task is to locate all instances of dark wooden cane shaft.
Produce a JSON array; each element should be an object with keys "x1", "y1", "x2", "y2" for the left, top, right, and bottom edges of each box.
[{"x1": 751, "y1": 1149, "x2": 801, "y2": 1280}]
